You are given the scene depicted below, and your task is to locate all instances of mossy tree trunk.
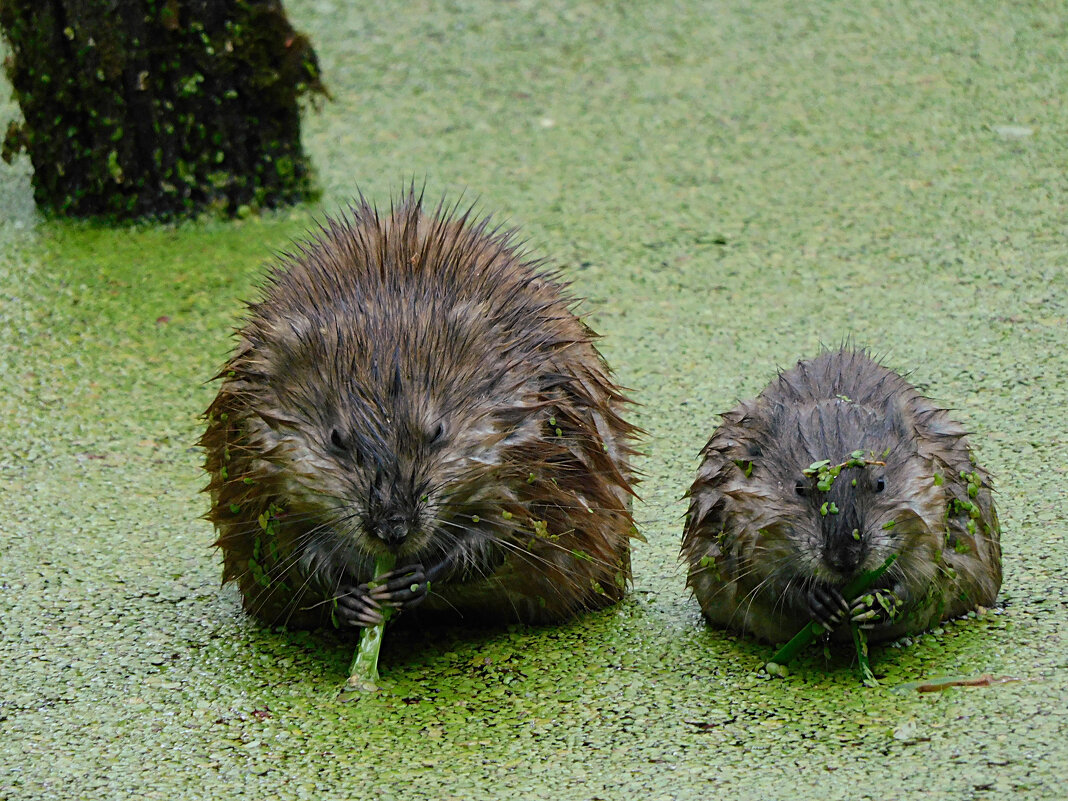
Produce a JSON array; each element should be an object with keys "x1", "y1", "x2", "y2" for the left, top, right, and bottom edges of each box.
[{"x1": 0, "y1": 0, "x2": 326, "y2": 220}]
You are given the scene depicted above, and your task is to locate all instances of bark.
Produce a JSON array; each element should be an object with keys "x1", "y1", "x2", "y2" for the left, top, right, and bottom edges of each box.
[{"x1": 0, "y1": 0, "x2": 326, "y2": 220}]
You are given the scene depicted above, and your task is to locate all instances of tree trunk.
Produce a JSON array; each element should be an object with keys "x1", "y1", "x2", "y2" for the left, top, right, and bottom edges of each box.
[{"x1": 0, "y1": 0, "x2": 326, "y2": 220}]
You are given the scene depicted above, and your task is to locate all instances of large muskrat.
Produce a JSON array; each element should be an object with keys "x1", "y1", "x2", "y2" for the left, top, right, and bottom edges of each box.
[
  {"x1": 201, "y1": 191, "x2": 639, "y2": 630},
  {"x1": 681, "y1": 348, "x2": 1001, "y2": 643}
]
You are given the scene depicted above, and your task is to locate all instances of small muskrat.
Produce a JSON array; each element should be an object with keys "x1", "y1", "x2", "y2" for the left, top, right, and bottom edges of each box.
[
  {"x1": 201, "y1": 191, "x2": 639, "y2": 630},
  {"x1": 681, "y1": 348, "x2": 1002, "y2": 643}
]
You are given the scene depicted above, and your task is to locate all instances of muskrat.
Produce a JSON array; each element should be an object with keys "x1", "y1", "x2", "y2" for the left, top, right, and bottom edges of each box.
[
  {"x1": 200, "y1": 190, "x2": 639, "y2": 630},
  {"x1": 681, "y1": 348, "x2": 1002, "y2": 643}
]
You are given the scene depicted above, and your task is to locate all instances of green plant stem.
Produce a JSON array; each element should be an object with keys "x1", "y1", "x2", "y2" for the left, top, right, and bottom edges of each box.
[
  {"x1": 766, "y1": 553, "x2": 898, "y2": 668},
  {"x1": 851, "y1": 624, "x2": 877, "y2": 686},
  {"x1": 340, "y1": 553, "x2": 396, "y2": 696}
]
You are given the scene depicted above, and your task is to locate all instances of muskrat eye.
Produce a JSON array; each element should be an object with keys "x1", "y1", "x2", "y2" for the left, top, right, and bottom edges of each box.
[
  {"x1": 329, "y1": 429, "x2": 363, "y2": 465},
  {"x1": 427, "y1": 421, "x2": 445, "y2": 445},
  {"x1": 329, "y1": 428, "x2": 347, "y2": 453},
  {"x1": 795, "y1": 480, "x2": 807, "y2": 496},
  {"x1": 875, "y1": 477, "x2": 886, "y2": 493}
]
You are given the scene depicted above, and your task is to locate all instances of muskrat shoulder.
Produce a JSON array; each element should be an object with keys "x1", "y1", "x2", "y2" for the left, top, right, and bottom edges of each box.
[
  {"x1": 681, "y1": 347, "x2": 1001, "y2": 643},
  {"x1": 201, "y1": 191, "x2": 640, "y2": 630}
]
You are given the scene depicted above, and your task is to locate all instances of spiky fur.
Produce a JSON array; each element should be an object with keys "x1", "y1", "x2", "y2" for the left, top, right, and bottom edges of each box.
[
  {"x1": 201, "y1": 190, "x2": 639, "y2": 628},
  {"x1": 681, "y1": 348, "x2": 1001, "y2": 643}
]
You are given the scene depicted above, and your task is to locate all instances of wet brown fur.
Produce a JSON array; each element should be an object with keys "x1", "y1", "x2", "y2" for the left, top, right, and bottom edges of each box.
[
  {"x1": 681, "y1": 348, "x2": 1002, "y2": 643},
  {"x1": 200, "y1": 190, "x2": 640, "y2": 628}
]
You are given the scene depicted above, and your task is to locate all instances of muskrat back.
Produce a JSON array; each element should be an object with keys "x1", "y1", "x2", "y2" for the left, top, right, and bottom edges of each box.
[
  {"x1": 201, "y1": 191, "x2": 639, "y2": 630},
  {"x1": 682, "y1": 347, "x2": 1001, "y2": 643}
]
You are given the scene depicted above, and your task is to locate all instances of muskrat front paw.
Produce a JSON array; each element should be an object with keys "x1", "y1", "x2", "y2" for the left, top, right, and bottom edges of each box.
[
  {"x1": 807, "y1": 584, "x2": 851, "y2": 631},
  {"x1": 849, "y1": 589, "x2": 903, "y2": 629},
  {"x1": 333, "y1": 585, "x2": 385, "y2": 629},
  {"x1": 366, "y1": 564, "x2": 429, "y2": 611}
]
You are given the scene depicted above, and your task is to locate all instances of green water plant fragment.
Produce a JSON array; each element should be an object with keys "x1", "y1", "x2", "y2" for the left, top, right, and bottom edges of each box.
[
  {"x1": 851, "y1": 624, "x2": 877, "y2": 686},
  {"x1": 802, "y1": 451, "x2": 886, "y2": 492}
]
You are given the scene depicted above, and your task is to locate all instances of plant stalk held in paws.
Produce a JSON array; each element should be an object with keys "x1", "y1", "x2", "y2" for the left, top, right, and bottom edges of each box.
[
  {"x1": 767, "y1": 553, "x2": 898, "y2": 670},
  {"x1": 341, "y1": 553, "x2": 397, "y2": 696}
]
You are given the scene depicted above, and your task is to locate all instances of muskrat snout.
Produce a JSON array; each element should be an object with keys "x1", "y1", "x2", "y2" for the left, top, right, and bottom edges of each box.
[
  {"x1": 820, "y1": 537, "x2": 867, "y2": 579},
  {"x1": 366, "y1": 511, "x2": 418, "y2": 548}
]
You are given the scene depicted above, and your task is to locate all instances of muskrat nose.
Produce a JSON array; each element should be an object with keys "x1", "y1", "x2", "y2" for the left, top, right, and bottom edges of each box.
[
  {"x1": 381, "y1": 528, "x2": 407, "y2": 547},
  {"x1": 374, "y1": 514, "x2": 411, "y2": 547},
  {"x1": 823, "y1": 542, "x2": 866, "y2": 577}
]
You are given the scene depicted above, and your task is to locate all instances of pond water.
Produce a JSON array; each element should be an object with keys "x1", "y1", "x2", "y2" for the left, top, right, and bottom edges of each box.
[{"x1": 1, "y1": 1, "x2": 1065, "y2": 798}]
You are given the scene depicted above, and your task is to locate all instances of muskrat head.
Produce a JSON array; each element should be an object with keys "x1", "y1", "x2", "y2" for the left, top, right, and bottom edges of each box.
[
  {"x1": 757, "y1": 398, "x2": 942, "y2": 588},
  {"x1": 238, "y1": 308, "x2": 536, "y2": 563}
]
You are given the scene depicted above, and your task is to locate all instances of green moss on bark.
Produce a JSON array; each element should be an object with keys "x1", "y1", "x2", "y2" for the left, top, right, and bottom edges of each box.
[{"x1": 0, "y1": 0, "x2": 326, "y2": 220}]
